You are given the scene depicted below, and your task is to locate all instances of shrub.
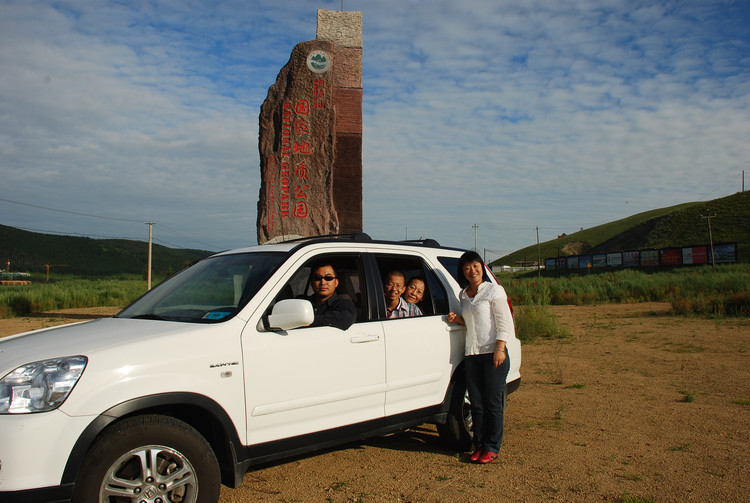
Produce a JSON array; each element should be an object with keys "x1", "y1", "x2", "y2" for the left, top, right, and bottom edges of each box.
[{"x1": 514, "y1": 305, "x2": 570, "y2": 342}]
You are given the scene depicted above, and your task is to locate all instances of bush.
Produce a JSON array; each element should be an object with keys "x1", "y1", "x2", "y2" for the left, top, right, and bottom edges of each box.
[
  {"x1": 7, "y1": 295, "x2": 32, "y2": 316},
  {"x1": 514, "y1": 305, "x2": 570, "y2": 342}
]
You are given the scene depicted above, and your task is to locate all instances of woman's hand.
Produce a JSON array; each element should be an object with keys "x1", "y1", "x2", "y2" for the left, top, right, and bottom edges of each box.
[
  {"x1": 447, "y1": 312, "x2": 465, "y2": 325},
  {"x1": 493, "y1": 344, "x2": 506, "y2": 367}
]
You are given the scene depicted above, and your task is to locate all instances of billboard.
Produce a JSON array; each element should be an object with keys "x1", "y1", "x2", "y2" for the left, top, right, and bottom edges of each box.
[
  {"x1": 660, "y1": 248, "x2": 682, "y2": 267},
  {"x1": 623, "y1": 251, "x2": 640, "y2": 267},
  {"x1": 712, "y1": 243, "x2": 738, "y2": 264},
  {"x1": 593, "y1": 254, "x2": 607, "y2": 268},
  {"x1": 641, "y1": 250, "x2": 659, "y2": 267},
  {"x1": 542, "y1": 241, "x2": 735, "y2": 274},
  {"x1": 689, "y1": 246, "x2": 708, "y2": 265},
  {"x1": 607, "y1": 252, "x2": 623, "y2": 267},
  {"x1": 579, "y1": 255, "x2": 593, "y2": 269}
]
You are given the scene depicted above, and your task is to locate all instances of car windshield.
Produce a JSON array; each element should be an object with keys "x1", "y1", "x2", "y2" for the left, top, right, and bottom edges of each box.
[{"x1": 117, "y1": 252, "x2": 287, "y2": 323}]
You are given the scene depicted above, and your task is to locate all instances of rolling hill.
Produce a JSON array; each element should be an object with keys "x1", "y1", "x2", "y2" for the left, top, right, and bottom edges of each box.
[
  {"x1": 494, "y1": 191, "x2": 749, "y2": 266},
  {"x1": 0, "y1": 225, "x2": 213, "y2": 277},
  {"x1": 3, "y1": 191, "x2": 748, "y2": 277}
]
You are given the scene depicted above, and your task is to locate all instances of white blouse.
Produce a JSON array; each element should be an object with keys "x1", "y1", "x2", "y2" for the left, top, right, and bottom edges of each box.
[{"x1": 460, "y1": 281, "x2": 515, "y2": 356}]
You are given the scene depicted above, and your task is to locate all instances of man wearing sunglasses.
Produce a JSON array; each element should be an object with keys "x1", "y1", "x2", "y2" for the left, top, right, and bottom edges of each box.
[{"x1": 307, "y1": 263, "x2": 357, "y2": 330}]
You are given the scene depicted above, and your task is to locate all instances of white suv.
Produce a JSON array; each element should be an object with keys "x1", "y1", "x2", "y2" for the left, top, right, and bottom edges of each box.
[{"x1": 0, "y1": 235, "x2": 521, "y2": 503}]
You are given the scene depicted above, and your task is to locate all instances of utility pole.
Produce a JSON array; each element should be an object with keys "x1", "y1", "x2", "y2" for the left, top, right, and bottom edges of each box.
[
  {"x1": 145, "y1": 222, "x2": 155, "y2": 290},
  {"x1": 472, "y1": 223, "x2": 479, "y2": 252},
  {"x1": 702, "y1": 212, "x2": 716, "y2": 267},
  {"x1": 536, "y1": 226, "x2": 541, "y2": 276}
]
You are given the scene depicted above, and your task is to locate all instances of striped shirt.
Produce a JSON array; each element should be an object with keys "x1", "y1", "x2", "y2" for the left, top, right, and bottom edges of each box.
[{"x1": 386, "y1": 297, "x2": 423, "y2": 318}]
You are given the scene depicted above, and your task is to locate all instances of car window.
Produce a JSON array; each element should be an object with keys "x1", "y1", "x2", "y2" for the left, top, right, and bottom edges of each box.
[
  {"x1": 118, "y1": 252, "x2": 287, "y2": 323},
  {"x1": 424, "y1": 267, "x2": 449, "y2": 314},
  {"x1": 438, "y1": 256, "x2": 460, "y2": 284},
  {"x1": 374, "y1": 255, "x2": 449, "y2": 318},
  {"x1": 271, "y1": 254, "x2": 367, "y2": 323}
]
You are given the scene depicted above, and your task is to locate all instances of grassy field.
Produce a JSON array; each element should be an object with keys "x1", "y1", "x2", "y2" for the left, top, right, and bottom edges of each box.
[
  {"x1": 2, "y1": 266, "x2": 747, "y2": 345},
  {"x1": 502, "y1": 263, "x2": 749, "y2": 314},
  {"x1": 499, "y1": 263, "x2": 749, "y2": 342},
  {"x1": 0, "y1": 275, "x2": 150, "y2": 318}
]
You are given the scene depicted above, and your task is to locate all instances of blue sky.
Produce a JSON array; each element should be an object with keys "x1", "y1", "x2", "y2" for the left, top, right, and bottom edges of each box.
[{"x1": 1, "y1": 0, "x2": 748, "y2": 259}]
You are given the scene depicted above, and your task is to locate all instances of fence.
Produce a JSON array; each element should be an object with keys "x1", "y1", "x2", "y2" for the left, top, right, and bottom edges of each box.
[{"x1": 544, "y1": 242, "x2": 738, "y2": 271}]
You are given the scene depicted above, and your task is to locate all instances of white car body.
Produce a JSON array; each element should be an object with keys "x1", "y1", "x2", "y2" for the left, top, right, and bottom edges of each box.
[{"x1": 0, "y1": 236, "x2": 521, "y2": 503}]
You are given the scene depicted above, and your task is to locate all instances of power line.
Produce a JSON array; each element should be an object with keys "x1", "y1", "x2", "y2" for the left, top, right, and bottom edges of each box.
[
  {"x1": 11, "y1": 226, "x2": 143, "y2": 241},
  {"x1": 156, "y1": 222, "x2": 219, "y2": 250},
  {"x1": 0, "y1": 197, "x2": 143, "y2": 223},
  {"x1": 12, "y1": 225, "x2": 199, "y2": 250},
  {"x1": 698, "y1": 173, "x2": 743, "y2": 200},
  {"x1": 1, "y1": 196, "x2": 219, "y2": 250}
]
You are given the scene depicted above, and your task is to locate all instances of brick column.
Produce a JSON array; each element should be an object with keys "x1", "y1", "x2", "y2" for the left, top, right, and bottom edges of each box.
[{"x1": 317, "y1": 9, "x2": 363, "y2": 234}]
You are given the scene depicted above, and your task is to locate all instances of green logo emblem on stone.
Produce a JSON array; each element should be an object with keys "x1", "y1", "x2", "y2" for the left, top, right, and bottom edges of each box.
[{"x1": 307, "y1": 50, "x2": 332, "y2": 74}]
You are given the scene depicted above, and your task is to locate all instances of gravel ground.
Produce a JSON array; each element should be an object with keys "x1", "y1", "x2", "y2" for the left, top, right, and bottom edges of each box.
[{"x1": 2, "y1": 303, "x2": 748, "y2": 502}]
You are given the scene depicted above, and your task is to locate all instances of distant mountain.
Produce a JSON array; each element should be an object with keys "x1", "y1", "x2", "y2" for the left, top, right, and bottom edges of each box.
[
  {"x1": 0, "y1": 225, "x2": 213, "y2": 277},
  {"x1": 494, "y1": 191, "x2": 750, "y2": 266}
]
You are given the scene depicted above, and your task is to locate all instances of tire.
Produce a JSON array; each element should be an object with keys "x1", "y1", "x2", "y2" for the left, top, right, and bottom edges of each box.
[
  {"x1": 436, "y1": 375, "x2": 473, "y2": 452},
  {"x1": 72, "y1": 414, "x2": 221, "y2": 503}
]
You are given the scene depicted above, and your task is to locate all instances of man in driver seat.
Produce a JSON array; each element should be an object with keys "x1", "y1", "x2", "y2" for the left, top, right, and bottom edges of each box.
[{"x1": 306, "y1": 262, "x2": 357, "y2": 330}]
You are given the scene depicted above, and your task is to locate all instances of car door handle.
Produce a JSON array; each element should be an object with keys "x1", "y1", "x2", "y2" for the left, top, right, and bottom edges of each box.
[{"x1": 350, "y1": 334, "x2": 381, "y2": 344}]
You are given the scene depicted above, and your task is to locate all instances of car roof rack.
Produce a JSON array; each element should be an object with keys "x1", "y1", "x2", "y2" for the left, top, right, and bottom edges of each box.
[
  {"x1": 275, "y1": 233, "x2": 373, "y2": 245},
  {"x1": 400, "y1": 238, "x2": 441, "y2": 248},
  {"x1": 266, "y1": 233, "x2": 461, "y2": 253}
]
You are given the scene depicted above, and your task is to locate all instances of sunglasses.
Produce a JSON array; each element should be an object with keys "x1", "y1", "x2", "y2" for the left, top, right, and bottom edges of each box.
[{"x1": 312, "y1": 274, "x2": 336, "y2": 282}]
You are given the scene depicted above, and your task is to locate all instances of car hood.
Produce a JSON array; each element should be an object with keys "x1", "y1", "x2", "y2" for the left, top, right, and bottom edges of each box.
[{"x1": 0, "y1": 318, "x2": 235, "y2": 374}]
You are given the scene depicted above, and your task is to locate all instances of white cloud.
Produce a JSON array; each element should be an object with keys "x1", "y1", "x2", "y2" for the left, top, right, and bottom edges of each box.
[{"x1": 1, "y1": 0, "x2": 748, "y2": 255}]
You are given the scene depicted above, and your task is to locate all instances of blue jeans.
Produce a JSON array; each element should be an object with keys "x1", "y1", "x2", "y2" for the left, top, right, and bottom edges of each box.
[{"x1": 464, "y1": 349, "x2": 510, "y2": 454}]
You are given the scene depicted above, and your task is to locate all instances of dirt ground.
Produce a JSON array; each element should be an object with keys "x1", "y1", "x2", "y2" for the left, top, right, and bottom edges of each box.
[{"x1": 2, "y1": 303, "x2": 748, "y2": 502}]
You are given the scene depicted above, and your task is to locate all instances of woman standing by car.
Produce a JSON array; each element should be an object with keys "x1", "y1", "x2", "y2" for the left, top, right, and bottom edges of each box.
[{"x1": 448, "y1": 251, "x2": 514, "y2": 464}]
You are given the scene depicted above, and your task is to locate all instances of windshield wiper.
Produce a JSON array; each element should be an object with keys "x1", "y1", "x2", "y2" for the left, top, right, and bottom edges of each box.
[{"x1": 126, "y1": 314, "x2": 169, "y2": 321}]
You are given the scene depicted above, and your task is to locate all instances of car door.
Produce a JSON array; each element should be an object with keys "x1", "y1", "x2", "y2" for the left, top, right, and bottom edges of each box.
[
  {"x1": 371, "y1": 253, "x2": 458, "y2": 418},
  {"x1": 241, "y1": 252, "x2": 386, "y2": 446}
]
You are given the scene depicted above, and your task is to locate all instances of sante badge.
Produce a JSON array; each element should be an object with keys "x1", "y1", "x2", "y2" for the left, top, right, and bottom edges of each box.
[{"x1": 306, "y1": 50, "x2": 332, "y2": 74}]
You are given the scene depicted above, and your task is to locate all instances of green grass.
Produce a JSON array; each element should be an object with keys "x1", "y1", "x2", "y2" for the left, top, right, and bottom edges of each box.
[
  {"x1": 501, "y1": 263, "x2": 750, "y2": 317},
  {"x1": 513, "y1": 304, "x2": 571, "y2": 342},
  {"x1": 667, "y1": 443, "x2": 692, "y2": 452},
  {"x1": 680, "y1": 391, "x2": 695, "y2": 403},
  {"x1": 0, "y1": 275, "x2": 150, "y2": 317}
]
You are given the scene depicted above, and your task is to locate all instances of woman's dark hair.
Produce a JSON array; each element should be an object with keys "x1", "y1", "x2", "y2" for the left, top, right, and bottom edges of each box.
[
  {"x1": 457, "y1": 250, "x2": 486, "y2": 288},
  {"x1": 406, "y1": 275, "x2": 426, "y2": 286}
]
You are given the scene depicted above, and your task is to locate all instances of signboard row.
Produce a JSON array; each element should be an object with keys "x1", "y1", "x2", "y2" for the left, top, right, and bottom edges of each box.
[{"x1": 544, "y1": 243, "x2": 738, "y2": 271}]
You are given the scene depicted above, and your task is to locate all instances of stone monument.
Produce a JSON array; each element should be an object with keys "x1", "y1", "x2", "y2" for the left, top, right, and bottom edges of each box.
[{"x1": 257, "y1": 9, "x2": 363, "y2": 244}]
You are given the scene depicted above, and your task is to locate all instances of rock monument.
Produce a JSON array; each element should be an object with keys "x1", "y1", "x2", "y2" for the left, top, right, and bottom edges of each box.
[{"x1": 257, "y1": 9, "x2": 363, "y2": 244}]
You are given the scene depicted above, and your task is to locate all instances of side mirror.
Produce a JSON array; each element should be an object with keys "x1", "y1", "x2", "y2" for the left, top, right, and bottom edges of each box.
[{"x1": 266, "y1": 299, "x2": 315, "y2": 330}]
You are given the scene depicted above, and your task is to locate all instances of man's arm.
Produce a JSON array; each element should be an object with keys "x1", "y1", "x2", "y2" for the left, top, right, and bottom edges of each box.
[{"x1": 312, "y1": 296, "x2": 357, "y2": 330}]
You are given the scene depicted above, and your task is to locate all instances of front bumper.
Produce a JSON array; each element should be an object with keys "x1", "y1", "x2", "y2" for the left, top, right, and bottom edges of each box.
[{"x1": 0, "y1": 411, "x2": 93, "y2": 496}]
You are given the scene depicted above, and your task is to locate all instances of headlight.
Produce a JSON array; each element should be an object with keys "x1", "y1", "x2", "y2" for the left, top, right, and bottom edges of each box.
[{"x1": 0, "y1": 356, "x2": 87, "y2": 414}]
